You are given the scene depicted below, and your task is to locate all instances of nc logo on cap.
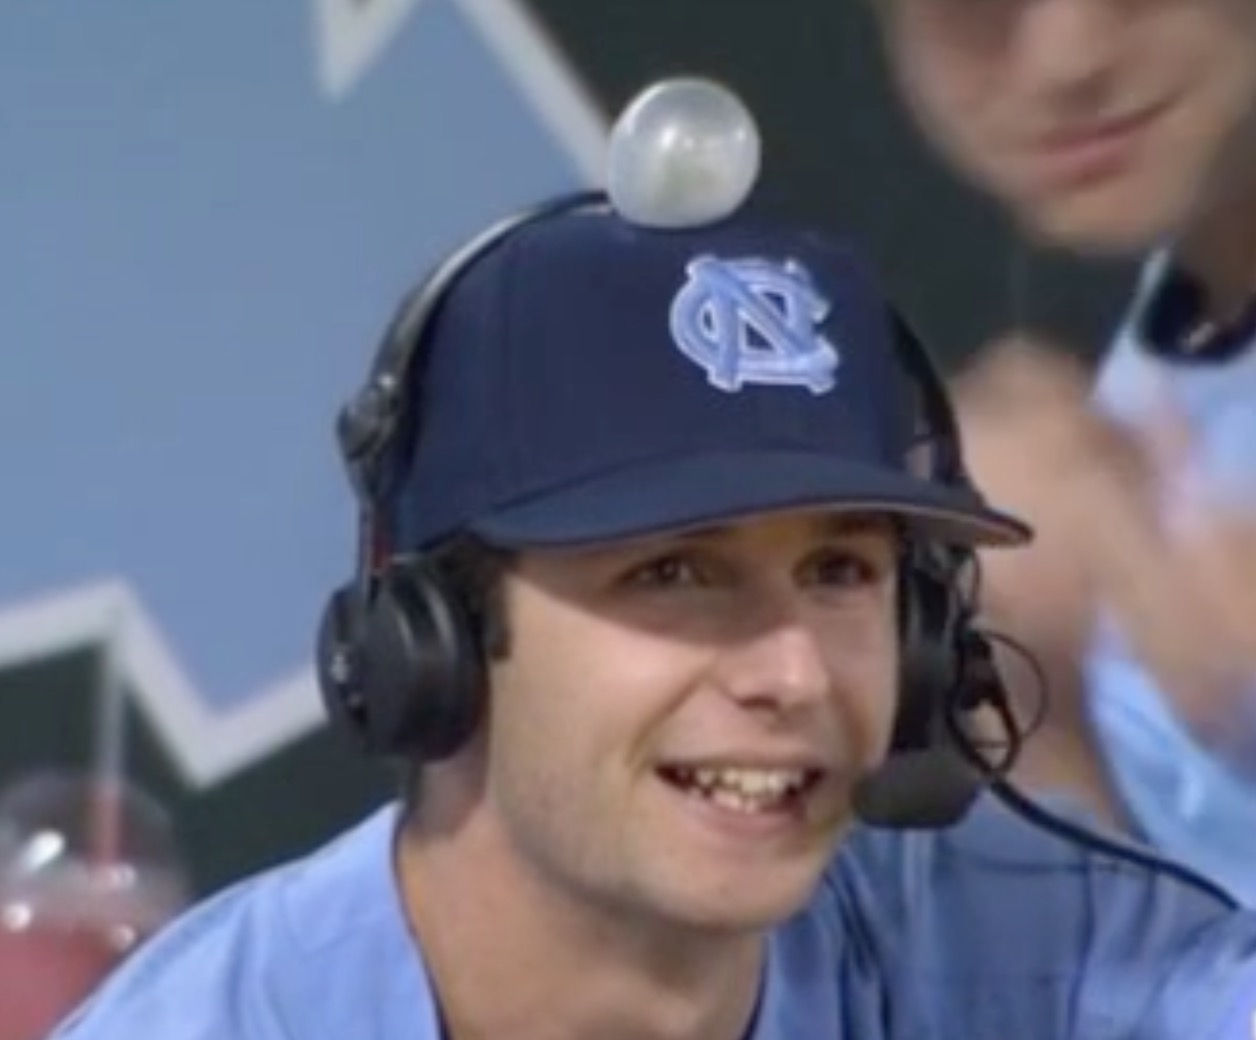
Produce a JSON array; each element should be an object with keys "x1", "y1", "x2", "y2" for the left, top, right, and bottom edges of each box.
[{"x1": 669, "y1": 256, "x2": 840, "y2": 394}]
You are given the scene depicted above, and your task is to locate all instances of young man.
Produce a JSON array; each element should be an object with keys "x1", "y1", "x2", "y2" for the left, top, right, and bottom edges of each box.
[
  {"x1": 43, "y1": 142, "x2": 1256, "y2": 1035},
  {"x1": 873, "y1": 0, "x2": 1256, "y2": 897}
]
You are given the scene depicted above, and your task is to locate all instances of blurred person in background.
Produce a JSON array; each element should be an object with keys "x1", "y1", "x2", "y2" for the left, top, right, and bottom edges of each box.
[{"x1": 871, "y1": 0, "x2": 1256, "y2": 900}]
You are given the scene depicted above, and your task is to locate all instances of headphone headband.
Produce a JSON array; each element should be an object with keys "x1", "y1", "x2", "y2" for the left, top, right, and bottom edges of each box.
[{"x1": 336, "y1": 191, "x2": 609, "y2": 508}]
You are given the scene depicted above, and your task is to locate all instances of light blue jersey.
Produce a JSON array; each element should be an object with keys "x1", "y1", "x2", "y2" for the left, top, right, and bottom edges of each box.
[
  {"x1": 1093, "y1": 254, "x2": 1256, "y2": 511},
  {"x1": 1087, "y1": 253, "x2": 1256, "y2": 905},
  {"x1": 48, "y1": 795, "x2": 1256, "y2": 1039}
]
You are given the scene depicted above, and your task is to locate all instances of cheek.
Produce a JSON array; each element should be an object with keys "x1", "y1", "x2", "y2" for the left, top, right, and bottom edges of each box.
[
  {"x1": 1191, "y1": 30, "x2": 1256, "y2": 173},
  {"x1": 484, "y1": 616, "x2": 705, "y2": 815},
  {"x1": 1191, "y1": 0, "x2": 1256, "y2": 87},
  {"x1": 482, "y1": 622, "x2": 709, "y2": 888},
  {"x1": 485, "y1": 650, "x2": 599, "y2": 810},
  {"x1": 872, "y1": 656, "x2": 902, "y2": 759},
  {"x1": 482, "y1": 655, "x2": 612, "y2": 880},
  {"x1": 822, "y1": 618, "x2": 902, "y2": 764},
  {"x1": 888, "y1": 10, "x2": 1009, "y2": 170}
]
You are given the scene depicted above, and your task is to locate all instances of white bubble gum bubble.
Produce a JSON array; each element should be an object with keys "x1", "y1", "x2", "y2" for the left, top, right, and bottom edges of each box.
[{"x1": 607, "y1": 78, "x2": 762, "y2": 229}]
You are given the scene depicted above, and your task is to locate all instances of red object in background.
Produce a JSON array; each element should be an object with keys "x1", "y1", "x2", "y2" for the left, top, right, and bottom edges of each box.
[
  {"x1": 0, "y1": 925, "x2": 122, "y2": 1040},
  {"x1": 0, "y1": 770, "x2": 192, "y2": 1039}
]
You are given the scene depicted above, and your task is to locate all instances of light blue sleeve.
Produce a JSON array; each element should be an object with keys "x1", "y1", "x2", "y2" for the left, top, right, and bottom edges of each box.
[
  {"x1": 1191, "y1": 401, "x2": 1256, "y2": 510},
  {"x1": 1132, "y1": 911, "x2": 1256, "y2": 1039},
  {"x1": 47, "y1": 809, "x2": 439, "y2": 1040},
  {"x1": 47, "y1": 883, "x2": 293, "y2": 1040},
  {"x1": 837, "y1": 793, "x2": 1256, "y2": 1039}
]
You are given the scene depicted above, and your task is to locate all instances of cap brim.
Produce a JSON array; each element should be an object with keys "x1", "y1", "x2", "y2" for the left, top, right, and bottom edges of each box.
[{"x1": 470, "y1": 451, "x2": 1031, "y2": 549}]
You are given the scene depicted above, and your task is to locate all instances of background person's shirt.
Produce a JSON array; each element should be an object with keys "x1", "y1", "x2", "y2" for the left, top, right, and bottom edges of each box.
[{"x1": 1087, "y1": 253, "x2": 1256, "y2": 905}]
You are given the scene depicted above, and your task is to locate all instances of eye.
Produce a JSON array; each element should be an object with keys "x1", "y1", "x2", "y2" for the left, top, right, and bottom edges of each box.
[
  {"x1": 621, "y1": 552, "x2": 710, "y2": 589},
  {"x1": 803, "y1": 547, "x2": 891, "y2": 589}
]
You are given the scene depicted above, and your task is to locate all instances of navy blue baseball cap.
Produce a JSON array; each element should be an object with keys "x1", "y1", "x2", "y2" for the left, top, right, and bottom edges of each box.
[{"x1": 390, "y1": 207, "x2": 1029, "y2": 551}]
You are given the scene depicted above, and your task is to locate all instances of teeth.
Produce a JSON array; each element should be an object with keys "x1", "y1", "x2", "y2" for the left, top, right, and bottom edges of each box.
[{"x1": 669, "y1": 766, "x2": 811, "y2": 812}]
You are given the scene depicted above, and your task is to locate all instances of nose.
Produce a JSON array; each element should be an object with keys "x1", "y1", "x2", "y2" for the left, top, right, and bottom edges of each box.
[
  {"x1": 712, "y1": 606, "x2": 832, "y2": 718},
  {"x1": 1015, "y1": 0, "x2": 1121, "y2": 101}
]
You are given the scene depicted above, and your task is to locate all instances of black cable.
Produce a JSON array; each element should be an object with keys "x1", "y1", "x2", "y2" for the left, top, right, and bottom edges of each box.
[
  {"x1": 989, "y1": 778, "x2": 1240, "y2": 908},
  {"x1": 945, "y1": 620, "x2": 1241, "y2": 909},
  {"x1": 981, "y1": 627, "x2": 1050, "y2": 741}
]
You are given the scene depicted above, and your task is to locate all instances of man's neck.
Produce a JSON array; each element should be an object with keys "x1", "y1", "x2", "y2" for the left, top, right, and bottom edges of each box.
[{"x1": 394, "y1": 794, "x2": 764, "y2": 1040}]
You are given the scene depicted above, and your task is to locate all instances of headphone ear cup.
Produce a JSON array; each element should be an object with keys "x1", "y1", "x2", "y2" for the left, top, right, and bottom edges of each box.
[
  {"x1": 316, "y1": 584, "x2": 370, "y2": 744},
  {"x1": 318, "y1": 557, "x2": 484, "y2": 762},
  {"x1": 357, "y1": 557, "x2": 487, "y2": 762}
]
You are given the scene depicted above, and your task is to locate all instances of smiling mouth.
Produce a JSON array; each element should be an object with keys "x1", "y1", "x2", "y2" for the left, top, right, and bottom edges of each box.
[
  {"x1": 656, "y1": 765, "x2": 825, "y2": 815},
  {"x1": 1027, "y1": 102, "x2": 1170, "y2": 185},
  {"x1": 1040, "y1": 105, "x2": 1162, "y2": 148}
]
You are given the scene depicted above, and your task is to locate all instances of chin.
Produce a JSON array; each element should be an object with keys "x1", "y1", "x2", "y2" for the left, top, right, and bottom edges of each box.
[
  {"x1": 652, "y1": 860, "x2": 830, "y2": 935},
  {"x1": 667, "y1": 894, "x2": 817, "y2": 936},
  {"x1": 1013, "y1": 185, "x2": 1188, "y2": 258}
]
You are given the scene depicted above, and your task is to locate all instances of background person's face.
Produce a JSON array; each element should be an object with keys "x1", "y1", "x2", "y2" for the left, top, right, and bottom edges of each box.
[{"x1": 880, "y1": 0, "x2": 1256, "y2": 254}]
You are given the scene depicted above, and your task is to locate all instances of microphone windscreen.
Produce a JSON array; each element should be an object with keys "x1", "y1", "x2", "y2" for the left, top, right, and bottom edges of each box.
[{"x1": 852, "y1": 749, "x2": 984, "y2": 829}]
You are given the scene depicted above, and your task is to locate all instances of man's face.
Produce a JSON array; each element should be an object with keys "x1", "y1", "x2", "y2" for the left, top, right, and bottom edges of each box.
[
  {"x1": 878, "y1": 0, "x2": 1256, "y2": 254},
  {"x1": 478, "y1": 509, "x2": 899, "y2": 936}
]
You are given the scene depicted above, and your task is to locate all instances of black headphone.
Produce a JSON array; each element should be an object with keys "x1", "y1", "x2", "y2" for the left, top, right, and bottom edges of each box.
[
  {"x1": 853, "y1": 312, "x2": 1019, "y2": 828},
  {"x1": 315, "y1": 190, "x2": 1019, "y2": 830}
]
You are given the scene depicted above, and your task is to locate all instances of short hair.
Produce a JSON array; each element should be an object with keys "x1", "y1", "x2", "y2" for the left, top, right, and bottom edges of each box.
[{"x1": 427, "y1": 533, "x2": 514, "y2": 662}]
